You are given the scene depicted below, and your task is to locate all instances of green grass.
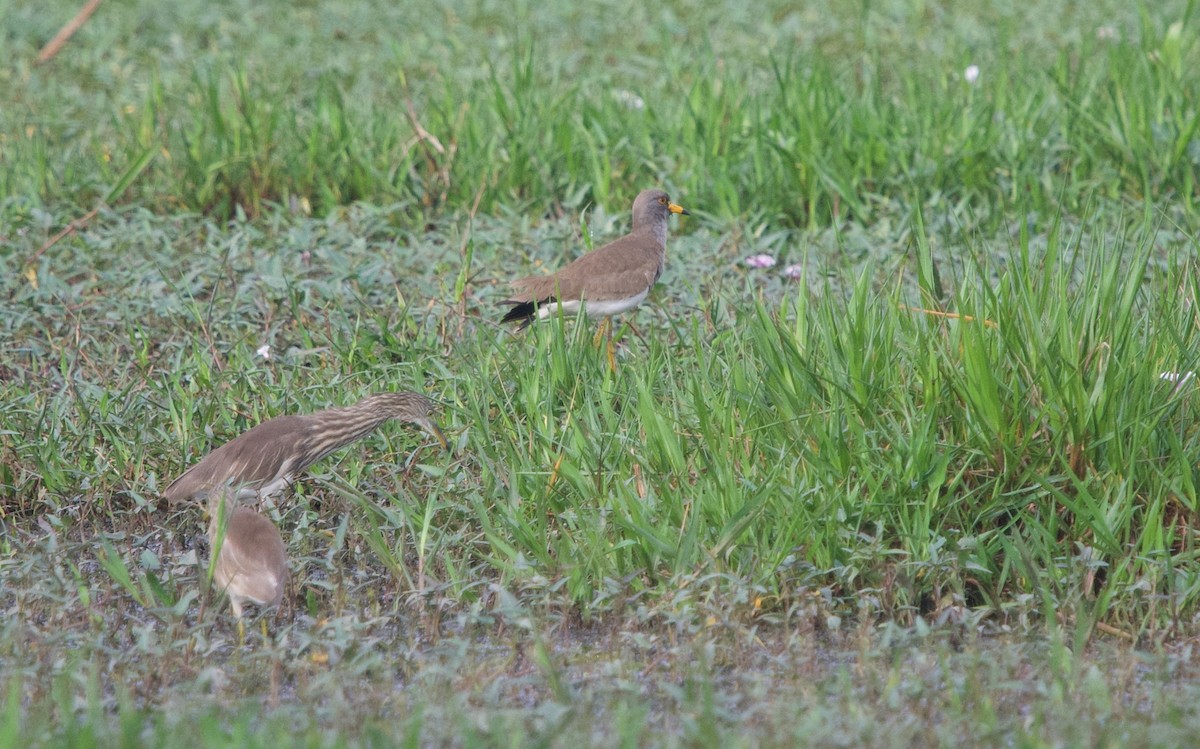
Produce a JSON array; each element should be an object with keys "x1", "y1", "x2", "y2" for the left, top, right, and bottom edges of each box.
[
  {"x1": 5, "y1": 0, "x2": 1200, "y2": 745},
  {"x1": 6, "y1": 625, "x2": 1200, "y2": 747},
  {"x1": 5, "y1": 1, "x2": 1200, "y2": 226}
]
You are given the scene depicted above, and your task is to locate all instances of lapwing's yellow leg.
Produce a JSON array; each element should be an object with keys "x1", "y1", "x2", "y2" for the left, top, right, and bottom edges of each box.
[
  {"x1": 606, "y1": 317, "x2": 618, "y2": 372},
  {"x1": 592, "y1": 316, "x2": 610, "y2": 349},
  {"x1": 589, "y1": 316, "x2": 618, "y2": 372}
]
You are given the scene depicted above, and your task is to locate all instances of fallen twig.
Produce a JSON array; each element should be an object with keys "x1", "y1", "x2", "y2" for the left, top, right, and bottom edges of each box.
[
  {"x1": 36, "y1": 0, "x2": 104, "y2": 64},
  {"x1": 27, "y1": 206, "x2": 100, "y2": 265}
]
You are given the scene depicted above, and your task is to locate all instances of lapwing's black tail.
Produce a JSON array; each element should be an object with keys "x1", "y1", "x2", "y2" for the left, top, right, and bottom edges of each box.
[{"x1": 499, "y1": 297, "x2": 554, "y2": 330}]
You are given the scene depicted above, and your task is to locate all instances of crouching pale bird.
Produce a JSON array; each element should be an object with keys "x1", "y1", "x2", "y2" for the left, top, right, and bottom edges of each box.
[
  {"x1": 207, "y1": 491, "x2": 289, "y2": 619},
  {"x1": 164, "y1": 391, "x2": 450, "y2": 505},
  {"x1": 498, "y1": 189, "x2": 688, "y2": 368}
]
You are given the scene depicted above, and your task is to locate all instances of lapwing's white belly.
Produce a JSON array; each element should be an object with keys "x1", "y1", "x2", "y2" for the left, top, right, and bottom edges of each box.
[{"x1": 535, "y1": 288, "x2": 649, "y2": 319}]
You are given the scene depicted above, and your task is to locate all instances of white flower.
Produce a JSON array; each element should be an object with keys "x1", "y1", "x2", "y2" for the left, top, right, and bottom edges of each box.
[
  {"x1": 964, "y1": 65, "x2": 980, "y2": 85},
  {"x1": 744, "y1": 254, "x2": 776, "y2": 269},
  {"x1": 257, "y1": 344, "x2": 271, "y2": 360},
  {"x1": 781, "y1": 264, "x2": 804, "y2": 279},
  {"x1": 614, "y1": 89, "x2": 645, "y2": 111},
  {"x1": 1160, "y1": 370, "x2": 1196, "y2": 393},
  {"x1": 1096, "y1": 26, "x2": 1119, "y2": 41}
]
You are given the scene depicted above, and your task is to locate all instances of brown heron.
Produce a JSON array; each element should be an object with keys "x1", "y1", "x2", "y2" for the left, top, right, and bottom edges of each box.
[
  {"x1": 165, "y1": 391, "x2": 449, "y2": 505},
  {"x1": 207, "y1": 490, "x2": 289, "y2": 620}
]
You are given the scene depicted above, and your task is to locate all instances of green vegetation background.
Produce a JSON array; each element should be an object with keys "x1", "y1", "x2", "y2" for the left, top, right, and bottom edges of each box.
[{"x1": 5, "y1": 0, "x2": 1200, "y2": 745}]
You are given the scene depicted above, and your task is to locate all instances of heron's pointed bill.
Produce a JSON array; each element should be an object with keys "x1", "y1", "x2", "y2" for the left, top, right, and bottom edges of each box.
[{"x1": 424, "y1": 420, "x2": 450, "y2": 452}]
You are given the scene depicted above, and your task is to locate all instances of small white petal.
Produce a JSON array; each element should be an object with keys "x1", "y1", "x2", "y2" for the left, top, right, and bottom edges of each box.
[
  {"x1": 614, "y1": 89, "x2": 645, "y2": 111},
  {"x1": 744, "y1": 254, "x2": 777, "y2": 269},
  {"x1": 257, "y1": 344, "x2": 271, "y2": 360},
  {"x1": 964, "y1": 65, "x2": 980, "y2": 84},
  {"x1": 1160, "y1": 370, "x2": 1196, "y2": 393}
]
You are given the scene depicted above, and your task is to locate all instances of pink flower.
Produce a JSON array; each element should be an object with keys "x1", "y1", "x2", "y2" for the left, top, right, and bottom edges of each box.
[
  {"x1": 781, "y1": 264, "x2": 803, "y2": 279},
  {"x1": 744, "y1": 254, "x2": 776, "y2": 269}
]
